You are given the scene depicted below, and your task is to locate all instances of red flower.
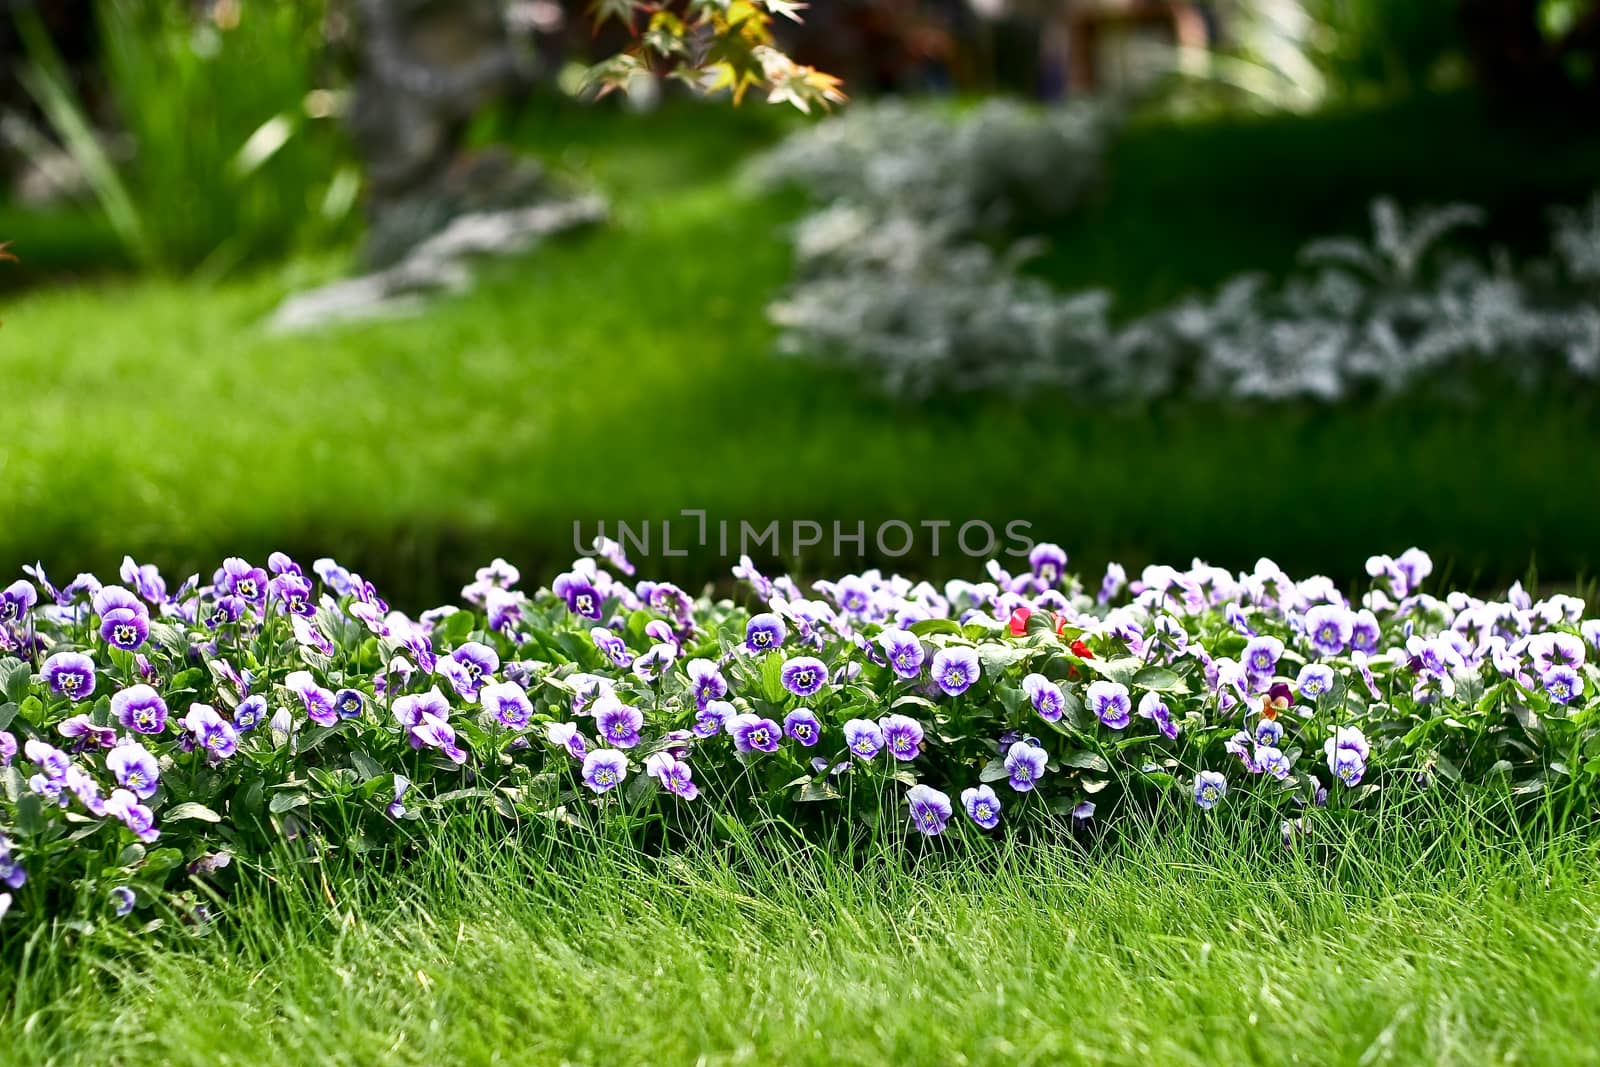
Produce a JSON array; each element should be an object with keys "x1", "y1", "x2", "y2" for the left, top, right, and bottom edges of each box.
[
  {"x1": 1008, "y1": 607, "x2": 1032, "y2": 637},
  {"x1": 1070, "y1": 639, "x2": 1094, "y2": 660}
]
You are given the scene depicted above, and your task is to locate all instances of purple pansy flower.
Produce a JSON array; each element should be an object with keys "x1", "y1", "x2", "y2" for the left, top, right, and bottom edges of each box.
[
  {"x1": 98, "y1": 605, "x2": 149, "y2": 651},
  {"x1": 388, "y1": 775, "x2": 411, "y2": 818},
  {"x1": 1137, "y1": 691, "x2": 1179, "y2": 739},
  {"x1": 1022, "y1": 673, "x2": 1065, "y2": 723},
  {"x1": 631, "y1": 643, "x2": 677, "y2": 684},
  {"x1": 878, "y1": 714, "x2": 925, "y2": 761},
  {"x1": 843, "y1": 718, "x2": 884, "y2": 759},
  {"x1": 1086, "y1": 680, "x2": 1132, "y2": 729},
  {"x1": 183, "y1": 704, "x2": 239, "y2": 760},
  {"x1": 547, "y1": 721, "x2": 588, "y2": 760},
  {"x1": 556, "y1": 575, "x2": 603, "y2": 620},
  {"x1": 392, "y1": 686, "x2": 450, "y2": 728},
  {"x1": 780, "y1": 656, "x2": 827, "y2": 697},
  {"x1": 104, "y1": 789, "x2": 160, "y2": 843},
  {"x1": 57, "y1": 715, "x2": 116, "y2": 749},
  {"x1": 447, "y1": 641, "x2": 499, "y2": 698},
  {"x1": 110, "y1": 886, "x2": 136, "y2": 916},
  {"x1": 1193, "y1": 770, "x2": 1227, "y2": 810},
  {"x1": 1256, "y1": 745, "x2": 1291, "y2": 780},
  {"x1": 1029, "y1": 543, "x2": 1068, "y2": 586},
  {"x1": 411, "y1": 712, "x2": 468, "y2": 764},
  {"x1": 961, "y1": 784, "x2": 1002, "y2": 829},
  {"x1": 1296, "y1": 663, "x2": 1336, "y2": 701},
  {"x1": 594, "y1": 697, "x2": 644, "y2": 749},
  {"x1": 204, "y1": 595, "x2": 247, "y2": 630},
  {"x1": 270, "y1": 574, "x2": 316, "y2": 617},
  {"x1": 42, "y1": 652, "x2": 96, "y2": 703},
  {"x1": 931, "y1": 646, "x2": 980, "y2": 697},
  {"x1": 285, "y1": 671, "x2": 338, "y2": 727},
  {"x1": 25, "y1": 738, "x2": 71, "y2": 779},
  {"x1": 106, "y1": 742, "x2": 160, "y2": 799},
  {"x1": 268, "y1": 551, "x2": 302, "y2": 576},
  {"x1": 729, "y1": 713, "x2": 782, "y2": 754},
  {"x1": 694, "y1": 699, "x2": 733, "y2": 738},
  {"x1": 783, "y1": 708, "x2": 821, "y2": 746},
  {"x1": 220, "y1": 557, "x2": 268, "y2": 603},
  {"x1": 312, "y1": 557, "x2": 356, "y2": 596},
  {"x1": 646, "y1": 752, "x2": 700, "y2": 800},
  {"x1": 686, "y1": 658, "x2": 728, "y2": 710},
  {"x1": 907, "y1": 784, "x2": 952, "y2": 835},
  {"x1": 1242, "y1": 635, "x2": 1284, "y2": 678},
  {"x1": 1349, "y1": 610, "x2": 1380, "y2": 655},
  {"x1": 745, "y1": 613, "x2": 787, "y2": 654},
  {"x1": 878, "y1": 628, "x2": 925, "y2": 680},
  {"x1": 582, "y1": 749, "x2": 629, "y2": 793},
  {"x1": 333, "y1": 688, "x2": 365, "y2": 720},
  {"x1": 119, "y1": 557, "x2": 167, "y2": 605},
  {"x1": 111, "y1": 684, "x2": 168, "y2": 734},
  {"x1": 1305, "y1": 605, "x2": 1352, "y2": 657},
  {"x1": 233, "y1": 695, "x2": 268, "y2": 732},
  {"x1": 1255, "y1": 718, "x2": 1284, "y2": 747},
  {"x1": 0, "y1": 579, "x2": 39, "y2": 624},
  {"x1": 0, "y1": 836, "x2": 25, "y2": 889},
  {"x1": 480, "y1": 680, "x2": 533, "y2": 728},
  {"x1": 591, "y1": 627, "x2": 634, "y2": 668},
  {"x1": 1003, "y1": 741, "x2": 1048, "y2": 792},
  {"x1": 1543, "y1": 665, "x2": 1583, "y2": 705},
  {"x1": 1323, "y1": 725, "x2": 1369, "y2": 786}
]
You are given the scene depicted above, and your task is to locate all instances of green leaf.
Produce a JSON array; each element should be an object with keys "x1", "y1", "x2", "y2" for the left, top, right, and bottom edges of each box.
[
  {"x1": 1060, "y1": 751, "x2": 1110, "y2": 773},
  {"x1": 170, "y1": 667, "x2": 207, "y2": 693},
  {"x1": 760, "y1": 652, "x2": 787, "y2": 704},
  {"x1": 978, "y1": 758, "x2": 1010, "y2": 783},
  {"x1": 165, "y1": 802, "x2": 223, "y2": 823},
  {"x1": 979, "y1": 643, "x2": 1030, "y2": 674},
  {"x1": 996, "y1": 686, "x2": 1028, "y2": 717},
  {"x1": 1137, "y1": 770, "x2": 1177, "y2": 789},
  {"x1": 1131, "y1": 664, "x2": 1189, "y2": 694},
  {"x1": 0, "y1": 703, "x2": 16, "y2": 732},
  {"x1": 142, "y1": 848, "x2": 185, "y2": 874},
  {"x1": 1082, "y1": 656, "x2": 1141, "y2": 686},
  {"x1": 14, "y1": 792, "x2": 44, "y2": 835},
  {"x1": 908, "y1": 619, "x2": 962, "y2": 637},
  {"x1": 797, "y1": 778, "x2": 841, "y2": 802},
  {"x1": 268, "y1": 791, "x2": 309, "y2": 814},
  {"x1": 2, "y1": 661, "x2": 31, "y2": 705},
  {"x1": 1059, "y1": 690, "x2": 1089, "y2": 732},
  {"x1": 435, "y1": 788, "x2": 495, "y2": 806},
  {"x1": 349, "y1": 751, "x2": 385, "y2": 781}
]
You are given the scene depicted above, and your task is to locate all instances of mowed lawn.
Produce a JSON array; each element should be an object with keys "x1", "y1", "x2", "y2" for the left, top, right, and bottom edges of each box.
[
  {"x1": 3, "y1": 808, "x2": 1599, "y2": 1066},
  {"x1": 4, "y1": 94, "x2": 1600, "y2": 603}
]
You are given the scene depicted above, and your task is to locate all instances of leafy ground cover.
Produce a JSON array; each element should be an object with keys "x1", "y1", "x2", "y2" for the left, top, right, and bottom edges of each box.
[{"x1": 3, "y1": 94, "x2": 1600, "y2": 602}]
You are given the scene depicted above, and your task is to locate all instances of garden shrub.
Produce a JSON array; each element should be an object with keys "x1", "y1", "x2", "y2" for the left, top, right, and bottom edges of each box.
[
  {"x1": 755, "y1": 101, "x2": 1600, "y2": 401},
  {"x1": 1, "y1": 539, "x2": 1598, "y2": 931}
]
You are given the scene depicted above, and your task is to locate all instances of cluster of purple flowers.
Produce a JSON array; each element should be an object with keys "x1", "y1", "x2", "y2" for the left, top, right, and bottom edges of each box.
[{"x1": 0, "y1": 541, "x2": 1594, "y2": 925}]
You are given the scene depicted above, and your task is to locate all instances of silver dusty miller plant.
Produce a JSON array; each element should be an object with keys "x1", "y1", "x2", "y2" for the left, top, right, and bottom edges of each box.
[
  {"x1": 752, "y1": 102, "x2": 1600, "y2": 402},
  {"x1": 746, "y1": 99, "x2": 1115, "y2": 399}
]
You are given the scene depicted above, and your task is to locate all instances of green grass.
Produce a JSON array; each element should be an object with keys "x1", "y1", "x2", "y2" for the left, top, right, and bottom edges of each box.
[
  {"x1": 5, "y1": 807, "x2": 1600, "y2": 1065},
  {"x1": 2, "y1": 93, "x2": 1600, "y2": 602}
]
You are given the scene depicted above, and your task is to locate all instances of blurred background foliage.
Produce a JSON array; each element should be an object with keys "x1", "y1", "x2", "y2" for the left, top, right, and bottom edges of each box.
[{"x1": 1, "y1": 0, "x2": 1598, "y2": 602}]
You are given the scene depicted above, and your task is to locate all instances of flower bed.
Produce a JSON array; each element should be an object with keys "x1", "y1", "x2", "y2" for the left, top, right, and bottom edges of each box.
[{"x1": 0, "y1": 542, "x2": 1595, "y2": 928}]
